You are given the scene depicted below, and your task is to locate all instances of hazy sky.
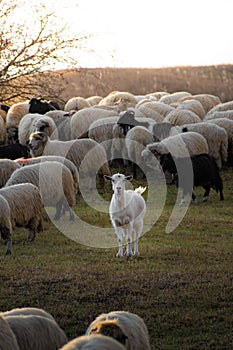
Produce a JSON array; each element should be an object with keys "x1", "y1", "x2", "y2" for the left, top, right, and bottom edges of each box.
[{"x1": 62, "y1": 0, "x2": 232, "y2": 68}]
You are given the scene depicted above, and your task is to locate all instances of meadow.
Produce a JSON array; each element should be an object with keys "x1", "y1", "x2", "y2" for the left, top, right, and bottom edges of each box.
[{"x1": 1, "y1": 162, "x2": 233, "y2": 350}]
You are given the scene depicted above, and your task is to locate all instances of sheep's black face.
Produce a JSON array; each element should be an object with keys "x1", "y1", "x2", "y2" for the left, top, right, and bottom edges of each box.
[{"x1": 29, "y1": 98, "x2": 56, "y2": 114}]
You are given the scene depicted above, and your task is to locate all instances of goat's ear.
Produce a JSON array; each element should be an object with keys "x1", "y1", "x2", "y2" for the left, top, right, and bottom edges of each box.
[
  {"x1": 125, "y1": 175, "x2": 133, "y2": 181},
  {"x1": 104, "y1": 175, "x2": 112, "y2": 181}
]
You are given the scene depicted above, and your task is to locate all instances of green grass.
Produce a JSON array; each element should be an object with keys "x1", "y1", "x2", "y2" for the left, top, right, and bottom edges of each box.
[{"x1": 1, "y1": 167, "x2": 233, "y2": 349}]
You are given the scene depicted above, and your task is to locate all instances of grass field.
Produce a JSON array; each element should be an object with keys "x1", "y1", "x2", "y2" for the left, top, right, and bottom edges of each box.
[{"x1": 1, "y1": 165, "x2": 233, "y2": 349}]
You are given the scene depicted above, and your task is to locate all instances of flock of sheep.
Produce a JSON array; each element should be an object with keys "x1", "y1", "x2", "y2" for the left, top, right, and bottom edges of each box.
[
  {"x1": 0, "y1": 306, "x2": 151, "y2": 349},
  {"x1": 1, "y1": 89, "x2": 233, "y2": 348}
]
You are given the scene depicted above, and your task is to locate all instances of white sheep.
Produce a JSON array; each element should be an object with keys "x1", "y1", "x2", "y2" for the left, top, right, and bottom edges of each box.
[
  {"x1": 179, "y1": 94, "x2": 221, "y2": 114},
  {"x1": 175, "y1": 99, "x2": 206, "y2": 120},
  {"x1": 0, "y1": 159, "x2": 21, "y2": 188},
  {"x1": 204, "y1": 110, "x2": 233, "y2": 121},
  {"x1": 136, "y1": 101, "x2": 174, "y2": 119},
  {"x1": 60, "y1": 334, "x2": 126, "y2": 350},
  {"x1": 28, "y1": 131, "x2": 111, "y2": 190},
  {"x1": 164, "y1": 109, "x2": 202, "y2": 125},
  {"x1": 3, "y1": 307, "x2": 55, "y2": 322},
  {"x1": 181, "y1": 122, "x2": 228, "y2": 168},
  {"x1": 5, "y1": 161, "x2": 76, "y2": 221},
  {"x1": 86, "y1": 310, "x2": 151, "y2": 350},
  {"x1": 135, "y1": 103, "x2": 165, "y2": 122},
  {"x1": 98, "y1": 91, "x2": 138, "y2": 112},
  {"x1": 46, "y1": 110, "x2": 71, "y2": 140},
  {"x1": 18, "y1": 113, "x2": 58, "y2": 145},
  {"x1": 125, "y1": 126, "x2": 154, "y2": 178},
  {"x1": 86, "y1": 95, "x2": 103, "y2": 106},
  {"x1": 6, "y1": 101, "x2": 30, "y2": 131},
  {"x1": 0, "y1": 115, "x2": 7, "y2": 145},
  {"x1": 0, "y1": 195, "x2": 12, "y2": 255},
  {"x1": 70, "y1": 107, "x2": 117, "y2": 139},
  {"x1": 15, "y1": 155, "x2": 79, "y2": 196},
  {"x1": 5, "y1": 314, "x2": 68, "y2": 350},
  {"x1": 205, "y1": 100, "x2": 233, "y2": 116},
  {"x1": 64, "y1": 96, "x2": 91, "y2": 112},
  {"x1": 142, "y1": 131, "x2": 209, "y2": 162},
  {"x1": 0, "y1": 314, "x2": 20, "y2": 350},
  {"x1": 159, "y1": 91, "x2": 192, "y2": 105},
  {"x1": 104, "y1": 173, "x2": 146, "y2": 257},
  {"x1": 0, "y1": 183, "x2": 43, "y2": 243}
]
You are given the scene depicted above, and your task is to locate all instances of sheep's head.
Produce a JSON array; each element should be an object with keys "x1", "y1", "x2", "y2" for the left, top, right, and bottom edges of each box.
[{"x1": 28, "y1": 131, "x2": 48, "y2": 157}]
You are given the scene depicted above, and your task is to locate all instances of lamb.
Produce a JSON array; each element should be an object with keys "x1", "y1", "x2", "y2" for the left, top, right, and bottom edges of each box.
[
  {"x1": 60, "y1": 334, "x2": 126, "y2": 350},
  {"x1": 6, "y1": 101, "x2": 30, "y2": 143},
  {"x1": 181, "y1": 122, "x2": 228, "y2": 168},
  {"x1": 0, "y1": 183, "x2": 43, "y2": 244},
  {"x1": 104, "y1": 173, "x2": 146, "y2": 257},
  {"x1": 86, "y1": 310, "x2": 151, "y2": 350},
  {"x1": 0, "y1": 143, "x2": 31, "y2": 160},
  {"x1": 142, "y1": 131, "x2": 209, "y2": 160},
  {"x1": 70, "y1": 107, "x2": 117, "y2": 139},
  {"x1": 164, "y1": 109, "x2": 202, "y2": 125},
  {"x1": 0, "y1": 159, "x2": 21, "y2": 188},
  {"x1": 28, "y1": 131, "x2": 111, "y2": 190},
  {"x1": 125, "y1": 126, "x2": 154, "y2": 178},
  {"x1": 5, "y1": 314, "x2": 68, "y2": 350},
  {"x1": 28, "y1": 97, "x2": 56, "y2": 114},
  {"x1": 15, "y1": 155, "x2": 79, "y2": 196},
  {"x1": 18, "y1": 113, "x2": 58, "y2": 145},
  {"x1": 0, "y1": 195, "x2": 12, "y2": 255},
  {"x1": 0, "y1": 314, "x2": 20, "y2": 350},
  {"x1": 157, "y1": 153, "x2": 224, "y2": 204},
  {"x1": 5, "y1": 161, "x2": 76, "y2": 221}
]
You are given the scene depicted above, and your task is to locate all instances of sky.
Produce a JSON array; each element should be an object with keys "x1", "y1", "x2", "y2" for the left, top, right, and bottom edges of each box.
[{"x1": 60, "y1": 0, "x2": 233, "y2": 68}]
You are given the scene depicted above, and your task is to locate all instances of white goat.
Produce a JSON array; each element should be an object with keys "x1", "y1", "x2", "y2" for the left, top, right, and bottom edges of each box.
[{"x1": 104, "y1": 173, "x2": 146, "y2": 257}]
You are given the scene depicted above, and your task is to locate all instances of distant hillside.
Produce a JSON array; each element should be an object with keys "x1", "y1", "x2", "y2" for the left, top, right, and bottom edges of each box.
[{"x1": 41, "y1": 65, "x2": 233, "y2": 106}]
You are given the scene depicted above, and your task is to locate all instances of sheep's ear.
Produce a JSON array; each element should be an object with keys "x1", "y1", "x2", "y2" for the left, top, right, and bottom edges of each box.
[
  {"x1": 125, "y1": 175, "x2": 133, "y2": 181},
  {"x1": 104, "y1": 175, "x2": 112, "y2": 181}
]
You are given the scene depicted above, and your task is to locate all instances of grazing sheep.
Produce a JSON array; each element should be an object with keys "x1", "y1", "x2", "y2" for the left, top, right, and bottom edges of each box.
[
  {"x1": 175, "y1": 99, "x2": 206, "y2": 119},
  {"x1": 0, "y1": 195, "x2": 12, "y2": 255},
  {"x1": 15, "y1": 155, "x2": 79, "y2": 196},
  {"x1": 3, "y1": 307, "x2": 55, "y2": 322},
  {"x1": 142, "y1": 131, "x2": 209, "y2": 161},
  {"x1": 64, "y1": 96, "x2": 91, "y2": 112},
  {"x1": 46, "y1": 110, "x2": 71, "y2": 140},
  {"x1": 159, "y1": 91, "x2": 192, "y2": 105},
  {"x1": 104, "y1": 173, "x2": 146, "y2": 257},
  {"x1": 70, "y1": 107, "x2": 117, "y2": 139},
  {"x1": 0, "y1": 314, "x2": 20, "y2": 350},
  {"x1": 0, "y1": 115, "x2": 7, "y2": 145},
  {"x1": 164, "y1": 109, "x2": 202, "y2": 125},
  {"x1": 99, "y1": 91, "x2": 138, "y2": 112},
  {"x1": 136, "y1": 101, "x2": 174, "y2": 119},
  {"x1": 135, "y1": 103, "x2": 165, "y2": 122},
  {"x1": 205, "y1": 100, "x2": 233, "y2": 116},
  {"x1": 0, "y1": 183, "x2": 43, "y2": 242},
  {"x1": 5, "y1": 161, "x2": 76, "y2": 221},
  {"x1": 116, "y1": 110, "x2": 156, "y2": 135},
  {"x1": 18, "y1": 113, "x2": 58, "y2": 146},
  {"x1": 181, "y1": 122, "x2": 228, "y2": 168},
  {"x1": 179, "y1": 94, "x2": 221, "y2": 114},
  {"x1": 158, "y1": 153, "x2": 224, "y2": 204},
  {"x1": 125, "y1": 126, "x2": 154, "y2": 178},
  {"x1": 5, "y1": 315, "x2": 68, "y2": 350},
  {"x1": 0, "y1": 143, "x2": 31, "y2": 160},
  {"x1": 60, "y1": 334, "x2": 126, "y2": 350},
  {"x1": 206, "y1": 118, "x2": 233, "y2": 164},
  {"x1": 86, "y1": 95, "x2": 103, "y2": 106},
  {"x1": 28, "y1": 97, "x2": 56, "y2": 114},
  {"x1": 0, "y1": 159, "x2": 21, "y2": 188},
  {"x1": 204, "y1": 110, "x2": 233, "y2": 121},
  {"x1": 28, "y1": 131, "x2": 111, "y2": 190},
  {"x1": 6, "y1": 101, "x2": 30, "y2": 143},
  {"x1": 86, "y1": 310, "x2": 151, "y2": 350}
]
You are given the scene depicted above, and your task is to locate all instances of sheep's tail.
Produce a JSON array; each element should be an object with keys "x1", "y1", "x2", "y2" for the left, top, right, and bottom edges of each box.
[{"x1": 135, "y1": 186, "x2": 147, "y2": 195}]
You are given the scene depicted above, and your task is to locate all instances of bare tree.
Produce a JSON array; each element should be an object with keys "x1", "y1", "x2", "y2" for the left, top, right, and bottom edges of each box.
[{"x1": 0, "y1": 0, "x2": 90, "y2": 105}]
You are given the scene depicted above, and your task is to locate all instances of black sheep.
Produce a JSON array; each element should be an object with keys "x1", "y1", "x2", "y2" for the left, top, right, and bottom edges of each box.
[
  {"x1": 29, "y1": 97, "x2": 56, "y2": 114},
  {"x1": 159, "y1": 152, "x2": 224, "y2": 203},
  {"x1": 0, "y1": 143, "x2": 31, "y2": 160}
]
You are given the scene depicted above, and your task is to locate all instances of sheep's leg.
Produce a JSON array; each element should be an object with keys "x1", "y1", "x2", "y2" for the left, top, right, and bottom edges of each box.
[
  {"x1": 203, "y1": 185, "x2": 210, "y2": 202},
  {"x1": 54, "y1": 200, "x2": 63, "y2": 220},
  {"x1": 27, "y1": 229, "x2": 35, "y2": 241},
  {"x1": 5, "y1": 234, "x2": 12, "y2": 255}
]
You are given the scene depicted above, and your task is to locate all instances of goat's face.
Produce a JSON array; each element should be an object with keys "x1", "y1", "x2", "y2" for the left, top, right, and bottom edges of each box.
[{"x1": 104, "y1": 173, "x2": 133, "y2": 195}]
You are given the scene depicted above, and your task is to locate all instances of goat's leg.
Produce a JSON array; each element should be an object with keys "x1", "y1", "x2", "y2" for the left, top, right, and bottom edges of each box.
[
  {"x1": 115, "y1": 228, "x2": 124, "y2": 257},
  {"x1": 125, "y1": 224, "x2": 133, "y2": 257}
]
